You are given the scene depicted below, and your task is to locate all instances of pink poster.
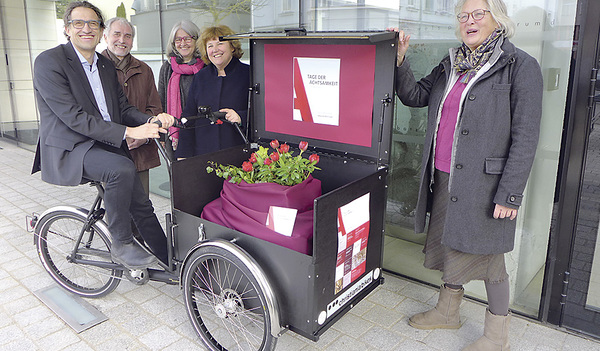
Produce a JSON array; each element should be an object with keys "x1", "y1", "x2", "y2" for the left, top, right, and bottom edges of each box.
[
  {"x1": 264, "y1": 44, "x2": 376, "y2": 147},
  {"x1": 335, "y1": 193, "x2": 370, "y2": 294}
]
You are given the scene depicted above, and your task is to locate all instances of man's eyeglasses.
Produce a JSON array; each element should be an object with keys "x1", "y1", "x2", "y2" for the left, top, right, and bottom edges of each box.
[
  {"x1": 457, "y1": 9, "x2": 490, "y2": 23},
  {"x1": 68, "y1": 19, "x2": 101, "y2": 30},
  {"x1": 174, "y1": 36, "x2": 196, "y2": 44}
]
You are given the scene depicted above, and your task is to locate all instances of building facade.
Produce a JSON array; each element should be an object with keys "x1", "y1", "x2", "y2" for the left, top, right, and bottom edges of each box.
[{"x1": 1, "y1": 0, "x2": 599, "y2": 339}]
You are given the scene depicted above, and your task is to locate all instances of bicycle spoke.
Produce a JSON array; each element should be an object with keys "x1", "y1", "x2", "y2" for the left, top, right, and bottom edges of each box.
[
  {"x1": 36, "y1": 212, "x2": 121, "y2": 297},
  {"x1": 184, "y1": 249, "x2": 273, "y2": 351}
]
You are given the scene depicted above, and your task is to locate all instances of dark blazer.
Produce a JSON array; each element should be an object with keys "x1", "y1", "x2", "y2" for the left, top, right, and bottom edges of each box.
[{"x1": 32, "y1": 42, "x2": 150, "y2": 186}]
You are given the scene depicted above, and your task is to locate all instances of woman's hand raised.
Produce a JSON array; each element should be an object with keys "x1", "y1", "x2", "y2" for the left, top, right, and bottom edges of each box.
[{"x1": 386, "y1": 28, "x2": 411, "y2": 66}]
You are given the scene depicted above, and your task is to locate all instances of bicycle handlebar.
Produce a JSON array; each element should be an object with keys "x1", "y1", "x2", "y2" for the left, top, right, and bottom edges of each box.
[
  {"x1": 179, "y1": 106, "x2": 248, "y2": 144},
  {"x1": 152, "y1": 118, "x2": 185, "y2": 129},
  {"x1": 180, "y1": 106, "x2": 230, "y2": 127}
]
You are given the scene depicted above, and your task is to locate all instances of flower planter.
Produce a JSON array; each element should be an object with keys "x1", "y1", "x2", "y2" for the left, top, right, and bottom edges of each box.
[{"x1": 201, "y1": 175, "x2": 322, "y2": 255}]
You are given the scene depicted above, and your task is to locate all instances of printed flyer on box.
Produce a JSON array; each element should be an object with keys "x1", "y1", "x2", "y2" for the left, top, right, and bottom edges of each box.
[
  {"x1": 335, "y1": 193, "x2": 370, "y2": 295},
  {"x1": 293, "y1": 57, "x2": 340, "y2": 126},
  {"x1": 263, "y1": 44, "x2": 376, "y2": 147}
]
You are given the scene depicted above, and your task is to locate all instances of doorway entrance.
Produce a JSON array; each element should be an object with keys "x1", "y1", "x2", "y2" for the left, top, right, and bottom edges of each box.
[{"x1": 544, "y1": 0, "x2": 600, "y2": 338}]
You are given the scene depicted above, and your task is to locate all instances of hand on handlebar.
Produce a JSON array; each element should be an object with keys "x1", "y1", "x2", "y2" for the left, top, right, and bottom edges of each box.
[
  {"x1": 219, "y1": 108, "x2": 242, "y2": 125},
  {"x1": 125, "y1": 113, "x2": 178, "y2": 140},
  {"x1": 150, "y1": 113, "x2": 176, "y2": 130},
  {"x1": 180, "y1": 105, "x2": 248, "y2": 145}
]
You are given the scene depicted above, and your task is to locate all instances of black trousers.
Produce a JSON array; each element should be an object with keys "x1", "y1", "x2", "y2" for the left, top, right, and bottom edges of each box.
[{"x1": 82, "y1": 144, "x2": 168, "y2": 263}]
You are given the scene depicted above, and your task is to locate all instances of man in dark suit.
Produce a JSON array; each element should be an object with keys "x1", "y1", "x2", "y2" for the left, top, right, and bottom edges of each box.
[{"x1": 32, "y1": 1, "x2": 175, "y2": 269}]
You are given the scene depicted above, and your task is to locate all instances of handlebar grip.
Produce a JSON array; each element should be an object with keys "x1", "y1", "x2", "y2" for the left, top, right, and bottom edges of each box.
[
  {"x1": 213, "y1": 111, "x2": 227, "y2": 119},
  {"x1": 153, "y1": 118, "x2": 185, "y2": 129}
]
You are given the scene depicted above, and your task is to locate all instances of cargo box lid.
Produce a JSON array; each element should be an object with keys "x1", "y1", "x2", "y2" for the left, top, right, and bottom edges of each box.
[{"x1": 227, "y1": 31, "x2": 397, "y2": 166}]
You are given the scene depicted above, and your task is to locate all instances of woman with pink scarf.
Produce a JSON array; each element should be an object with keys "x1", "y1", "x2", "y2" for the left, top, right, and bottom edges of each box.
[{"x1": 158, "y1": 20, "x2": 204, "y2": 153}]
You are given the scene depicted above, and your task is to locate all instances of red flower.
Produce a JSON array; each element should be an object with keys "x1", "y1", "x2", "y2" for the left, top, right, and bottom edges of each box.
[
  {"x1": 216, "y1": 119, "x2": 224, "y2": 125},
  {"x1": 299, "y1": 141, "x2": 308, "y2": 152},
  {"x1": 206, "y1": 139, "x2": 320, "y2": 186},
  {"x1": 242, "y1": 161, "x2": 253, "y2": 172},
  {"x1": 278, "y1": 143, "x2": 289, "y2": 154}
]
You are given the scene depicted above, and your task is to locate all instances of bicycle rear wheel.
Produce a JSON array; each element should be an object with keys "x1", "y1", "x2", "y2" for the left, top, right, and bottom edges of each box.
[
  {"x1": 35, "y1": 208, "x2": 121, "y2": 298},
  {"x1": 182, "y1": 243, "x2": 278, "y2": 351}
]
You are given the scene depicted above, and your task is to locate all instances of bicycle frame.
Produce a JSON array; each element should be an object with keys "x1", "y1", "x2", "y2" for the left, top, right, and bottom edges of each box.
[
  {"x1": 31, "y1": 178, "x2": 180, "y2": 285},
  {"x1": 68, "y1": 182, "x2": 106, "y2": 266}
]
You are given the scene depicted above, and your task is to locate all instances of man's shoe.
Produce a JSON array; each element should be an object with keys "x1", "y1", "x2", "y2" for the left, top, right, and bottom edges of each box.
[{"x1": 111, "y1": 241, "x2": 157, "y2": 270}]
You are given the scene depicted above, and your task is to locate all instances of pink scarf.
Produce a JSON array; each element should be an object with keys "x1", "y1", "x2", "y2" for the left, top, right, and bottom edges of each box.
[{"x1": 167, "y1": 56, "x2": 204, "y2": 140}]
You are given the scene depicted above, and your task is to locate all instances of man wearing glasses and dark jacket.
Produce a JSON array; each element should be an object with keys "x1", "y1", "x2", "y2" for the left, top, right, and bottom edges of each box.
[{"x1": 32, "y1": 1, "x2": 175, "y2": 269}]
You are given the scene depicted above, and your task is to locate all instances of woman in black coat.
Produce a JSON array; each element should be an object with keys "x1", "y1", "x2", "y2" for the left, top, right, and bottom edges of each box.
[
  {"x1": 176, "y1": 25, "x2": 250, "y2": 158},
  {"x1": 391, "y1": 0, "x2": 543, "y2": 349}
]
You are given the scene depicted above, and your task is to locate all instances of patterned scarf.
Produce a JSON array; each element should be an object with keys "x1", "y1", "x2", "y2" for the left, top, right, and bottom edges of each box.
[{"x1": 453, "y1": 29, "x2": 503, "y2": 83}]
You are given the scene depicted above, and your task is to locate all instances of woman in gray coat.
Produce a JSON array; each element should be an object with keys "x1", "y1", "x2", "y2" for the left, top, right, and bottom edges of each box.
[
  {"x1": 392, "y1": 0, "x2": 542, "y2": 349},
  {"x1": 158, "y1": 20, "x2": 204, "y2": 154}
]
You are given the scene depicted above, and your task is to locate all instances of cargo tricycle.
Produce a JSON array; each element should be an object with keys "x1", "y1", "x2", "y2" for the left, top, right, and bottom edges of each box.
[{"x1": 28, "y1": 31, "x2": 398, "y2": 351}]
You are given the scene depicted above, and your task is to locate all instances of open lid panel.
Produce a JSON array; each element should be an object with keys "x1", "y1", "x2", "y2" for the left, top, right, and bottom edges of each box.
[{"x1": 231, "y1": 31, "x2": 397, "y2": 165}]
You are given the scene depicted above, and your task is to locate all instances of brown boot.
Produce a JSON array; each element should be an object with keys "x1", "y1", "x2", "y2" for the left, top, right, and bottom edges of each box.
[
  {"x1": 462, "y1": 309, "x2": 511, "y2": 351},
  {"x1": 408, "y1": 284, "x2": 463, "y2": 329}
]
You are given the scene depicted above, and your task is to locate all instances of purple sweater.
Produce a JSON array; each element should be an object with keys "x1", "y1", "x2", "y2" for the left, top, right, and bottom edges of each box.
[{"x1": 434, "y1": 78, "x2": 468, "y2": 173}]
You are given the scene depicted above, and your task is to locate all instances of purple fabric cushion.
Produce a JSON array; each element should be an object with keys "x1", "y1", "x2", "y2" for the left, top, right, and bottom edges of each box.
[{"x1": 201, "y1": 175, "x2": 321, "y2": 255}]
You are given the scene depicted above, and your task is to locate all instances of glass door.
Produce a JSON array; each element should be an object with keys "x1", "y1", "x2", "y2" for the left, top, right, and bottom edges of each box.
[
  {"x1": 0, "y1": 1, "x2": 17, "y2": 142},
  {"x1": 559, "y1": 18, "x2": 600, "y2": 337},
  {"x1": 0, "y1": 0, "x2": 56, "y2": 151}
]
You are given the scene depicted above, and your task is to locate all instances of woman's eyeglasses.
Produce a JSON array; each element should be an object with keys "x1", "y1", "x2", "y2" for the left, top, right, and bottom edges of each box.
[
  {"x1": 68, "y1": 19, "x2": 101, "y2": 30},
  {"x1": 457, "y1": 9, "x2": 490, "y2": 23},
  {"x1": 174, "y1": 36, "x2": 196, "y2": 44}
]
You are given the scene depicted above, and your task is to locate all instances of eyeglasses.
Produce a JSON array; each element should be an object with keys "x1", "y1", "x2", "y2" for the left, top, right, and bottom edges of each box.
[
  {"x1": 174, "y1": 36, "x2": 196, "y2": 44},
  {"x1": 68, "y1": 19, "x2": 101, "y2": 30},
  {"x1": 457, "y1": 9, "x2": 490, "y2": 23}
]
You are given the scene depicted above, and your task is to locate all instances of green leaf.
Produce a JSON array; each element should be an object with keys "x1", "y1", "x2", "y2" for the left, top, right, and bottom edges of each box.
[{"x1": 205, "y1": 141, "x2": 319, "y2": 185}]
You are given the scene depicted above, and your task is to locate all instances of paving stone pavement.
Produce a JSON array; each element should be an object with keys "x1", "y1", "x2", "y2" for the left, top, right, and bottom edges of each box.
[{"x1": 1, "y1": 138, "x2": 600, "y2": 351}]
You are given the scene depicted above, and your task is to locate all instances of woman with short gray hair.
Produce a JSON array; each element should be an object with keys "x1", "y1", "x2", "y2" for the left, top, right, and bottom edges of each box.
[
  {"x1": 158, "y1": 20, "x2": 204, "y2": 151},
  {"x1": 390, "y1": 0, "x2": 543, "y2": 349}
]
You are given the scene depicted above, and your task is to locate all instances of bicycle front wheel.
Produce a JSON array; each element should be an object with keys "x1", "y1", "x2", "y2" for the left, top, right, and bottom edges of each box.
[
  {"x1": 182, "y1": 243, "x2": 278, "y2": 351},
  {"x1": 35, "y1": 208, "x2": 121, "y2": 298}
]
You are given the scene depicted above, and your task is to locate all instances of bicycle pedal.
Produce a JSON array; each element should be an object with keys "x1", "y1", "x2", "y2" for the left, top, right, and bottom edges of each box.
[{"x1": 124, "y1": 268, "x2": 150, "y2": 285}]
